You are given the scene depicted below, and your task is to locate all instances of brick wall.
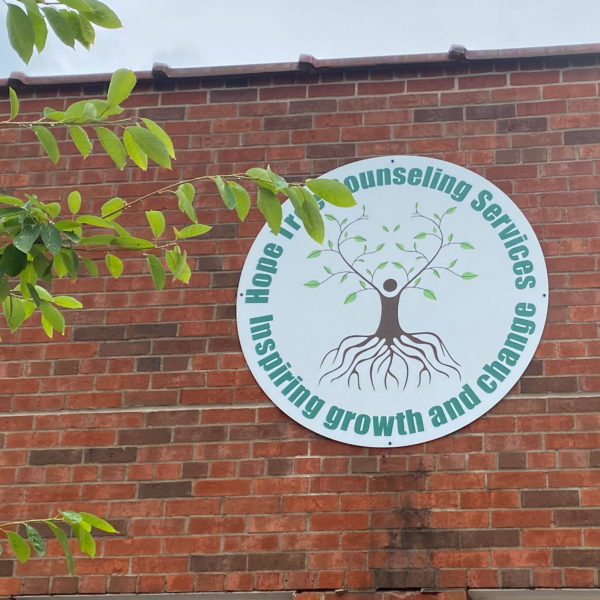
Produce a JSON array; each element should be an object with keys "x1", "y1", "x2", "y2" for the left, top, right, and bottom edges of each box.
[{"x1": 0, "y1": 51, "x2": 599, "y2": 599}]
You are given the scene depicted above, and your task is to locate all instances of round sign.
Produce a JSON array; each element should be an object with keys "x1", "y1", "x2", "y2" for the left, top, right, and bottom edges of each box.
[{"x1": 237, "y1": 156, "x2": 548, "y2": 447}]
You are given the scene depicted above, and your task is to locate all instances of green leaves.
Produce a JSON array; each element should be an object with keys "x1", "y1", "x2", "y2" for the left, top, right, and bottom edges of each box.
[
  {"x1": 26, "y1": 524, "x2": 46, "y2": 557},
  {"x1": 6, "y1": 531, "x2": 30, "y2": 564},
  {"x1": 105, "y1": 253, "x2": 123, "y2": 278},
  {"x1": 460, "y1": 242, "x2": 475, "y2": 250},
  {"x1": 107, "y1": 68, "x2": 137, "y2": 107},
  {"x1": 461, "y1": 272, "x2": 478, "y2": 279},
  {"x1": 6, "y1": 3, "x2": 34, "y2": 63},
  {"x1": 9, "y1": 88, "x2": 19, "y2": 121},
  {"x1": 46, "y1": 521, "x2": 74, "y2": 576},
  {"x1": 146, "y1": 254, "x2": 166, "y2": 291},
  {"x1": 257, "y1": 187, "x2": 282, "y2": 235},
  {"x1": 305, "y1": 178, "x2": 356, "y2": 208},
  {"x1": 146, "y1": 210, "x2": 166, "y2": 238},
  {"x1": 423, "y1": 289, "x2": 437, "y2": 300},
  {"x1": 344, "y1": 292, "x2": 357, "y2": 304},
  {"x1": 32, "y1": 126, "x2": 60, "y2": 164},
  {"x1": 0, "y1": 511, "x2": 117, "y2": 573},
  {"x1": 125, "y1": 125, "x2": 172, "y2": 169},
  {"x1": 96, "y1": 127, "x2": 126, "y2": 169},
  {"x1": 176, "y1": 183, "x2": 197, "y2": 223},
  {"x1": 7, "y1": 0, "x2": 121, "y2": 64}
]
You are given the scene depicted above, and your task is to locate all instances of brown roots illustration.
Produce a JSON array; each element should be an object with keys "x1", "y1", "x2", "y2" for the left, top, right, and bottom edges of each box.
[{"x1": 319, "y1": 278, "x2": 460, "y2": 390}]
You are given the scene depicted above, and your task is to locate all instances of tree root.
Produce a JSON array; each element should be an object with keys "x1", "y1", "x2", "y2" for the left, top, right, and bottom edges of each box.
[{"x1": 320, "y1": 329, "x2": 461, "y2": 391}]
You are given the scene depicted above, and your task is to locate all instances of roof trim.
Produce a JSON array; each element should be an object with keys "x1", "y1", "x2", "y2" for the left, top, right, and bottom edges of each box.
[{"x1": 2, "y1": 43, "x2": 600, "y2": 88}]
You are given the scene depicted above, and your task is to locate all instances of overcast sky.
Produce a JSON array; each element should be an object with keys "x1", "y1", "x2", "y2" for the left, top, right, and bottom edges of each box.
[{"x1": 1, "y1": 0, "x2": 599, "y2": 77}]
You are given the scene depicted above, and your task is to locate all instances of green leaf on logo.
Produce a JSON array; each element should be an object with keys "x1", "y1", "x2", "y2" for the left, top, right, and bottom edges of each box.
[
  {"x1": 377, "y1": 261, "x2": 388, "y2": 270},
  {"x1": 344, "y1": 292, "x2": 357, "y2": 304},
  {"x1": 449, "y1": 259, "x2": 458, "y2": 268},
  {"x1": 414, "y1": 232, "x2": 427, "y2": 239},
  {"x1": 354, "y1": 236, "x2": 366, "y2": 243},
  {"x1": 460, "y1": 242, "x2": 475, "y2": 250},
  {"x1": 433, "y1": 269, "x2": 440, "y2": 278},
  {"x1": 324, "y1": 214, "x2": 336, "y2": 221},
  {"x1": 396, "y1": 243, "x2": 405, "y2": 250},
  {"x1": 307, "y1": 250, "x2": 321, "y2": 258},
  {"x1": 461, "y1": 272, "x2": 478, "y2": 279},
  {"x1": 304, "y1": 280, "x2": 320, "y2": 288},
  {"x1": 392, "y1": 262, "x2": 403, "y2": 270},
  {"x1": 423, "y1": 289, "x2": 437, "y2": 300},
  {"x1": 375, "y1": 243, "x2": 385, "y2": 252},
  {"x1": 382, "y1": 225, "x2": 389, "y2": 232},
  {"x1": 445, "y1": 207, "x2": 457, "y2": 215}
]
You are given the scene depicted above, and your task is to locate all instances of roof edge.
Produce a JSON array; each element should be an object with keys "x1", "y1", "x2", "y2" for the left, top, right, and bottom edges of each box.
[{"x1": 2, "y1": 43, "x2": 600, "y2": 88}]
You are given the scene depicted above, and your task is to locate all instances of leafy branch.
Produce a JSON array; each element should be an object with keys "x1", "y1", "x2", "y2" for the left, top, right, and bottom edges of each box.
[
  {"x1": 393, "y1": 203, "x2": 477, "y2": 300},
  {"x1": 5, "y1": 0, "x2": 122, "y2": 65},
  {"x1": 0, "y1": 510, "x2": 117, "y2": 574},
  {"x1": 3, "y1": 69, "x2": 174, "y2": 169},
  {"x1": 305, "y1": 206, "x2": 386, "y2": 303}
]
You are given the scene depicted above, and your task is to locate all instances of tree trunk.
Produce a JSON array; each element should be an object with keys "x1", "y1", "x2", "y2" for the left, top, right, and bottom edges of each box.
[{"x1": 374, "y1": 291, "x2": 402, "y2": 342}]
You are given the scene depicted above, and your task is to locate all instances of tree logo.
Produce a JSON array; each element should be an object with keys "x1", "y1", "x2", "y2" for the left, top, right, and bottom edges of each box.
[
  {"x1": 237, "y1": 156, "x2": 548, "y2": 448},
  {"x1": 309, "y1": 203, "x2": 475, "y2": 391}
]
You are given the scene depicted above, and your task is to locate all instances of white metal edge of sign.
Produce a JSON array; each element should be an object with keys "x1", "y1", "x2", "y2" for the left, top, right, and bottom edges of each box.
[{"x1": 236, "y1": 156, "x2": 549, "y2": 448}]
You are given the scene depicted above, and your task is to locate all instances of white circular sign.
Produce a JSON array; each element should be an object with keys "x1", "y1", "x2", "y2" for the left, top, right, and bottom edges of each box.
[{"x1": 237, "y1": 156, "x2": 548, "y2": 447}]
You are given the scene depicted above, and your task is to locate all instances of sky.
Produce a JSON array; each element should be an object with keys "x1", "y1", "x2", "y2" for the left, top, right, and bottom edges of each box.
[{"x1": 0, "y1": 0, "x2": 599, "y2": 77}]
